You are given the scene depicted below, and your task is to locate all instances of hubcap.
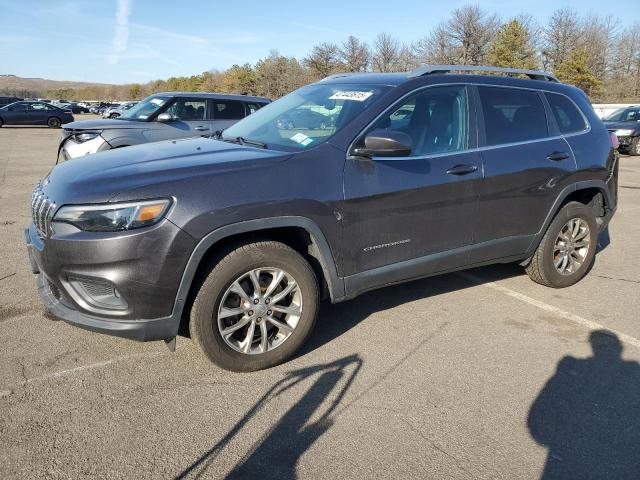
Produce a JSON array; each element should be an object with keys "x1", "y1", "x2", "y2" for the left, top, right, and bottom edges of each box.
[
  {"x1": 217, "y1": 268, "x2": 302, "y2": 355},
  {"x1": 553, "y1": 218, "x2": 591, "y2": 275}
]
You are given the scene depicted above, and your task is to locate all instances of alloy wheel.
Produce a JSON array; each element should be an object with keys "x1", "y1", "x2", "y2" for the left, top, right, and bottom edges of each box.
[
  {"x1": 553, "y1": 218, "x2": 591, "y2": 275},
  {"x1": 217, "y1": 268, "x2": 302, "y2": 355}
]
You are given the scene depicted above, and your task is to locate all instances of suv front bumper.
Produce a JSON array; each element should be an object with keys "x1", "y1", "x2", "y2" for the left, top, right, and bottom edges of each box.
[{"x1": 25, "y1": 220, "x2": 195, "y2": 342}]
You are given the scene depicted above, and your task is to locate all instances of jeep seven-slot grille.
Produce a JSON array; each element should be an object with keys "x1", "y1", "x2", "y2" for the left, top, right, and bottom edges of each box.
[{"x1": 31, "y1": 181, "x2": 56, "y2": 238}]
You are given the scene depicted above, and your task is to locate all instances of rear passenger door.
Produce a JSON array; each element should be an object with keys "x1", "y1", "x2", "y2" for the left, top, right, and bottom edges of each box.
[
  {"x1": 473, "y1": 85, "x2": 576, "y2": 262},
  {"x1": 210, "y1": 99, "x2": 246, "y2": 132}
]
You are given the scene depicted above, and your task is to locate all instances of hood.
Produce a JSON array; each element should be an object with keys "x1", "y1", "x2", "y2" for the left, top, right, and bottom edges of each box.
[
  {"x1": 603, "y1": 121, "x2": 640, "y2": 132},
  {"x1": 42, "y1": 137, "x2": 290, "y2": 204},
  {"x1": 63, "y1": 118, "x2": 147, "y2": 131}
]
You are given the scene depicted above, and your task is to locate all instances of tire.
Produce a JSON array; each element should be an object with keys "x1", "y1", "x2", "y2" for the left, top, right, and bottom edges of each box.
[
  {"x1": 47, "y1": 117, "x2": 61, "y2": 128},
  {"x1": 0, "y1": 118, "x2": 3, "y2": 127},
  {"x1": 189, "y1": 241, "x2": 319, "y2": 372},
  {"x1": 525, "y1": 201, "x2": 598, "y2": 288},
  {"x1": 109, "y1": 113, "x2": 119, "y2": 119},
  {"x1": 628, "y1": 137, "x2": 640, "y2": 156}
]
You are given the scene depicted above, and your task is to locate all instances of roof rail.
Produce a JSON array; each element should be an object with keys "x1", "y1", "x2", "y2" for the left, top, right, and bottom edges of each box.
[
  {"x1": 319, "y1": 72, "x2": 360, "y2": 82},
  {"x1": 408, "y1": 65, "x2": 560, "y2": 83}
]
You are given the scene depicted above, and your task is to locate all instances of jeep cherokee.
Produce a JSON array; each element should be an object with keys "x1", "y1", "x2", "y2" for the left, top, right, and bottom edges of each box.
[{"x1": 26, "y1": 65, "x2": 618, "y2": 371}]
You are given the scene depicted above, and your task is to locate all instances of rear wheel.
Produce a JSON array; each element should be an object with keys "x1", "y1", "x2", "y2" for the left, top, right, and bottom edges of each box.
[
  {"x1": 628, "y1": 137, "x2": 640, "y2": 156},
  {"x1": 189, "y1": 241, "x2": 319, "y2": 371},
  {"x1": 0, "y1": 118, "x2": 3, "y2": 127},
  {"x1": 109, "y1": 113, "x2": 119, "y2": 119},
  {"x1": 47, "y1": 117, "x2": 61, "y2": 128},
  {"x1": 525, "y1": 201, "x2": 598, "y2": 288}
]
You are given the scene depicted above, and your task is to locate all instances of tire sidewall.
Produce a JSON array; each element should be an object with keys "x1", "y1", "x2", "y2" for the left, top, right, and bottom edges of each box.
[
  {"x1": 541, "y1": 203, "x2": 598, "y2": 288},
  {"x1": 48, "y1": 117, "x2": 61, "y2": 128},
  {"x1": 192, "y1": 245, "x2": 318, "y2": 371}
]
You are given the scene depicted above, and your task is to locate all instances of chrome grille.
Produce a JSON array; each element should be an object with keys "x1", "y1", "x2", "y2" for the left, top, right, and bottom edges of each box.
[{"x1": 31, "y1": 181, "x2": 56, "y2": 238}]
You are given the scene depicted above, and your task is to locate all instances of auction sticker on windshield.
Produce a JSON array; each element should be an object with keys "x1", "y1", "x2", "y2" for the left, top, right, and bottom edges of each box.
[
  {"x1": 290, "y1": 132, "x2": 314, "y2": 146},
  {"x1": 329, "y1": 91, "x2": 374, "y2": 102}
]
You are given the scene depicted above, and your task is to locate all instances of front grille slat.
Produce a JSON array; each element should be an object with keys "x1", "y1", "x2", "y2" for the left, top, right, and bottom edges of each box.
[{"x1": 30, "y1": 181, "x2": 55, "y2": 238}]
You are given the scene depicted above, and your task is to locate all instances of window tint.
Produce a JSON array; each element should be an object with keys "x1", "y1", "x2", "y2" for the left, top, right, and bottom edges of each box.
[
  {"x1": 30, "y1": 103, "x2": 53, "y2": 111},
  {"x1": 244, "y1": 102, "x2": 265, "y2": 115},
  {"x1": 546, "y1": 93, "x2": 586, "y2": 134},
  {"x1": 165, "y1": 99, "x2": 206, "y2": 121},
  {"x1": 479, "y1": 86, "x2": 547, "y2": 146},
  {"x1": 12, "y1": 102, "x2": 30, "y2": 111},
  {"x1": 214, "y1": 100, "x2": 245, "y2": 120},
  {"x1": 365, "y1": 85, "x2": 468, "y2": 156}
]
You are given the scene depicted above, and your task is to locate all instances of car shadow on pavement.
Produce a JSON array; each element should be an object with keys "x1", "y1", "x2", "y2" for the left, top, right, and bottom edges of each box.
[
  {"x1": 528, "y1": 330, "x2": 640, "y2": 479},
  {"x1": 174, "y1": 354, "x2": 363, "y2": 480}
]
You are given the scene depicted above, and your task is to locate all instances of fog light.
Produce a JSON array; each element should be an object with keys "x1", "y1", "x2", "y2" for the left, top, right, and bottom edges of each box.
[{"x1": 67, "y1": 276, "x2": 128, "y2": 310}]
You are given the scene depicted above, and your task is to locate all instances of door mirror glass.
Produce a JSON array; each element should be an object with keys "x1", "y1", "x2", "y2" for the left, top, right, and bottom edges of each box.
[
  {"x1": 156, "y1": 112, "x2": 173, "y2": 122},
  {"x1": 353, "y1": 130, "x2": 412, "y2": 158}
]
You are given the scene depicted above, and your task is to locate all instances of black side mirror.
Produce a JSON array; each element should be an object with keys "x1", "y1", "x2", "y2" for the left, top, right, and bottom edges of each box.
[{"x1": 353, "y1": 129, "x2": 412, "y2": 158}]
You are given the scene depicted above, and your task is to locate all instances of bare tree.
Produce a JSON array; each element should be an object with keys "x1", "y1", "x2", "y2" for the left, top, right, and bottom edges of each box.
[
  {"x1": 304, "y1": 42, "x2": 342, "y2": 79},
  {"x1": 371, "y1": 33, "x2": 401, "y2": 72},
  {"x1": 542, "y1": 8, "x2": 582, "y2": 70},
  {"x1": 414, "y1": 5, "x2": 499, "y2": 66},
  {"x1": 339, "y1": 36, "x2": 370, "y2": 72}
]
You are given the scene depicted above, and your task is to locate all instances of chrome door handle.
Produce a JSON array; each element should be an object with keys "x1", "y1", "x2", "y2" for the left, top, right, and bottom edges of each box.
[{"x1": 195, "y1": 126, "x2": 209, "y2": 131}]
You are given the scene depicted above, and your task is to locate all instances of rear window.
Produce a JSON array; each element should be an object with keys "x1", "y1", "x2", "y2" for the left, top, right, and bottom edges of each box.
[
  {"x1": 478, "y1": 86, "x2": 548, "y2": 146},
  {"x1": 546, "y1": 93, "x2": 587, "y2": 134},
  {"x1": 213, "y1": 100, "x2": 245, "y2": 120}
]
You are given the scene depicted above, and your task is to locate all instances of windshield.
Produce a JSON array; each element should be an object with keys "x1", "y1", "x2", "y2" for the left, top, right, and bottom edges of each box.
[
  {"x1": 604, "y1": 108, "x2": 640, "y2": 122},
  {"x1": 119, "y1": 95, "x2": 170, "y2": 121},
  {"x1": 222, "y1": 83, "x2": 392, "y2": 151}
]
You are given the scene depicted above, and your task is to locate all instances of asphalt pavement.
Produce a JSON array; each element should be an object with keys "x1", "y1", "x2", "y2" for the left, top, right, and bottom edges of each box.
[{"x1": 1, "y1": 123, "x2": 639, "y2": 479}]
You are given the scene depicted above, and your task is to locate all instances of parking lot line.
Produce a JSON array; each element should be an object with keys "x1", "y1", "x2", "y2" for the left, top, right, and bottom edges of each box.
[{"x1": 458, "y1": 271, "x2": 640, "y2": 350}]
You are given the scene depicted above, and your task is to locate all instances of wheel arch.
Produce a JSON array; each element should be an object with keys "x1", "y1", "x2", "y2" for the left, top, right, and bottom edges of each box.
[
  {"x1": 172, "y1": 217, "x2": 345, "y2": 330},
  {"x1": 526, "y1": 180, "x2": 612, "y2": 260}
]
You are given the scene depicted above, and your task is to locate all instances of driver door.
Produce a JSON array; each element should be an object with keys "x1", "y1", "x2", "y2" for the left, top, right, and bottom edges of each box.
[{"x1": 341, "y1": 85, "x2": 481, "y2": 280}]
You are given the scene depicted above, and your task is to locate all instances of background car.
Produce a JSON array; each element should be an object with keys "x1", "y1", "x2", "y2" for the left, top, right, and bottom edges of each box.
[
  {"x1": 0, "y1": 96, "x2": 22, "y2": 107},
  {"x1": 102, "y1": 101, "x2": 138, "y2": 118},
  {"x1": 603, "y1": 106, "x2": 640, "y2": 156},
  {"x1": 276, "y1": 109, "x2": 331, "y2": 130},
  {"x1": 58, "y1": 92, "x2": 270, "y2": 160},
  {"x1": 0, "y1": 101, "x2": 74, "y2": 127}
]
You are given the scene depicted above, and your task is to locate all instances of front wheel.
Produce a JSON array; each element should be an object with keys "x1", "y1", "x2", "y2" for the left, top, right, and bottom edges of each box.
[
  {"x1": 189, "y1": 241, "x2": 319, "y2": 371},
  {"x1": 0, "y1": 118, "x2": 3, "y2": 127},
  {"x1": 47, "y1": 117, "x2": 61, "y2": 128},
  {"x1": 525, "y1": 201, "x2": 598, "y2": 288}
]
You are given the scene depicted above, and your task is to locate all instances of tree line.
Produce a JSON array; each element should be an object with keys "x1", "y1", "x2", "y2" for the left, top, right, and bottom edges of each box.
[{"x1": 10, "y1": 5, "x2": 640, "y2": 102}]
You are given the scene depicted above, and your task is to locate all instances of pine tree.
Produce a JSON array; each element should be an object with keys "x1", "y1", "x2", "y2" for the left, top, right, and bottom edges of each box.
[
  {"x1": 488, "y1": 20, "x2": 538, "y2": 70},
  {"x1": 555, "y1": 48, "x2": 602, "y2": 96}
]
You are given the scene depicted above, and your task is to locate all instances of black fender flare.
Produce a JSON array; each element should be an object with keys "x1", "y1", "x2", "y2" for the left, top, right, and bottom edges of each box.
[
  {"x1": 169, "y1": 216, "x2": 345, "y2": 322},
  {"x1": 527, "y1": 179, "x2": 613, "y2": 254}
]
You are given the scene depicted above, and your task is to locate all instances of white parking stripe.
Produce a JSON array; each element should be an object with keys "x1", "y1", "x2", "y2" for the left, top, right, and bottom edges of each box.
[{"x1": 458, "y1": 272, "x2": 640, "y2": 350}]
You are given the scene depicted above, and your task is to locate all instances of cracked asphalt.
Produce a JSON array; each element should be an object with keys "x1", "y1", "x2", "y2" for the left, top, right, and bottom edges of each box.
[{"x1": 1, "y1": 123, "x2": 640, "y2": 479}]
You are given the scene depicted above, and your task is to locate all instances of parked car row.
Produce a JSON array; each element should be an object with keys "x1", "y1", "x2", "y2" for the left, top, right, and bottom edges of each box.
[{"x1": 102, "y1": 101, "x2": 138, "y2": 118}]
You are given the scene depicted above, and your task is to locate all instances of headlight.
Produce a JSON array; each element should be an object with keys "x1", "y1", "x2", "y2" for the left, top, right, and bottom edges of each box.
[
  {"x1": 615, "y1": 129, "x2": 634, "y2": 136},
  {"x1": 72, "y1": 131, "x2": 102, "y2": 143},
  {"x1": 53, "y1": 199, "x2": 171, "y2": 232}
]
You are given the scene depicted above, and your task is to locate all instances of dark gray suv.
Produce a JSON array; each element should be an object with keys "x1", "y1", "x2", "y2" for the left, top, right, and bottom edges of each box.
[
  {"x1": 57, "y1": 92, "x2": 270, "y2": 161},
  {"x1": 26, "y1": 66, "x2": 618, "y2": 371}
]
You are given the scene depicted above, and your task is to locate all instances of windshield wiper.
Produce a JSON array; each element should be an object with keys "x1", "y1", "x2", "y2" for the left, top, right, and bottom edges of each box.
[{"x1": 221, "y1": 135, "x2": 267, "y2": 149}]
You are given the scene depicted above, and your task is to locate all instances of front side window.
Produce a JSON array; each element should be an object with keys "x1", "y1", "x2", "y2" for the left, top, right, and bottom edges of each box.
[
  {"x1": 165, "y1": 99, "x2": 206, "y2": 120},
  {"x1": 546, "y1": 93, "x2": 587, "y2": 134},
  {"x1": 360, "y1": 85, "x2": 468, "y2": 156},
  {"x1": 222, "y1": 83, "x2": 392, "y2": 151},
  {"x1": 479, "y1": 86, "x2": 548, "y2": 146}
]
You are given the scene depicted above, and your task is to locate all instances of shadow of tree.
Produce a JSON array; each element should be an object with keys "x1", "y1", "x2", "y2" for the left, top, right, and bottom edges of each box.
[
  {"x1": 528, "y1": 330, "x2": 640, "y2": 479},
  {"x1": 175, "y1": 355, "x2": 363, "y2": 480}
]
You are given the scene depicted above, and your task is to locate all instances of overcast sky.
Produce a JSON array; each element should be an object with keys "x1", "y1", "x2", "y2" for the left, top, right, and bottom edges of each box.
[{"x1": 0, "y1": 0, "x2": 638, "y2": 84}]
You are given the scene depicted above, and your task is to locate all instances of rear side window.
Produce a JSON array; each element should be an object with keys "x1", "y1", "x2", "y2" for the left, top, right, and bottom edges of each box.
[
  {"x1": 214, "y1": 100, "x2": 245, "y2": 120},
  {"x1": 478, "y1": 86, "x2": 548, "y2": 146},
  {"x1": 244, "y1": 102, "x2": 265, "y2": 115},
  {"x1": 546, "y1": 93, "x2": 587, "y2": 134}
]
